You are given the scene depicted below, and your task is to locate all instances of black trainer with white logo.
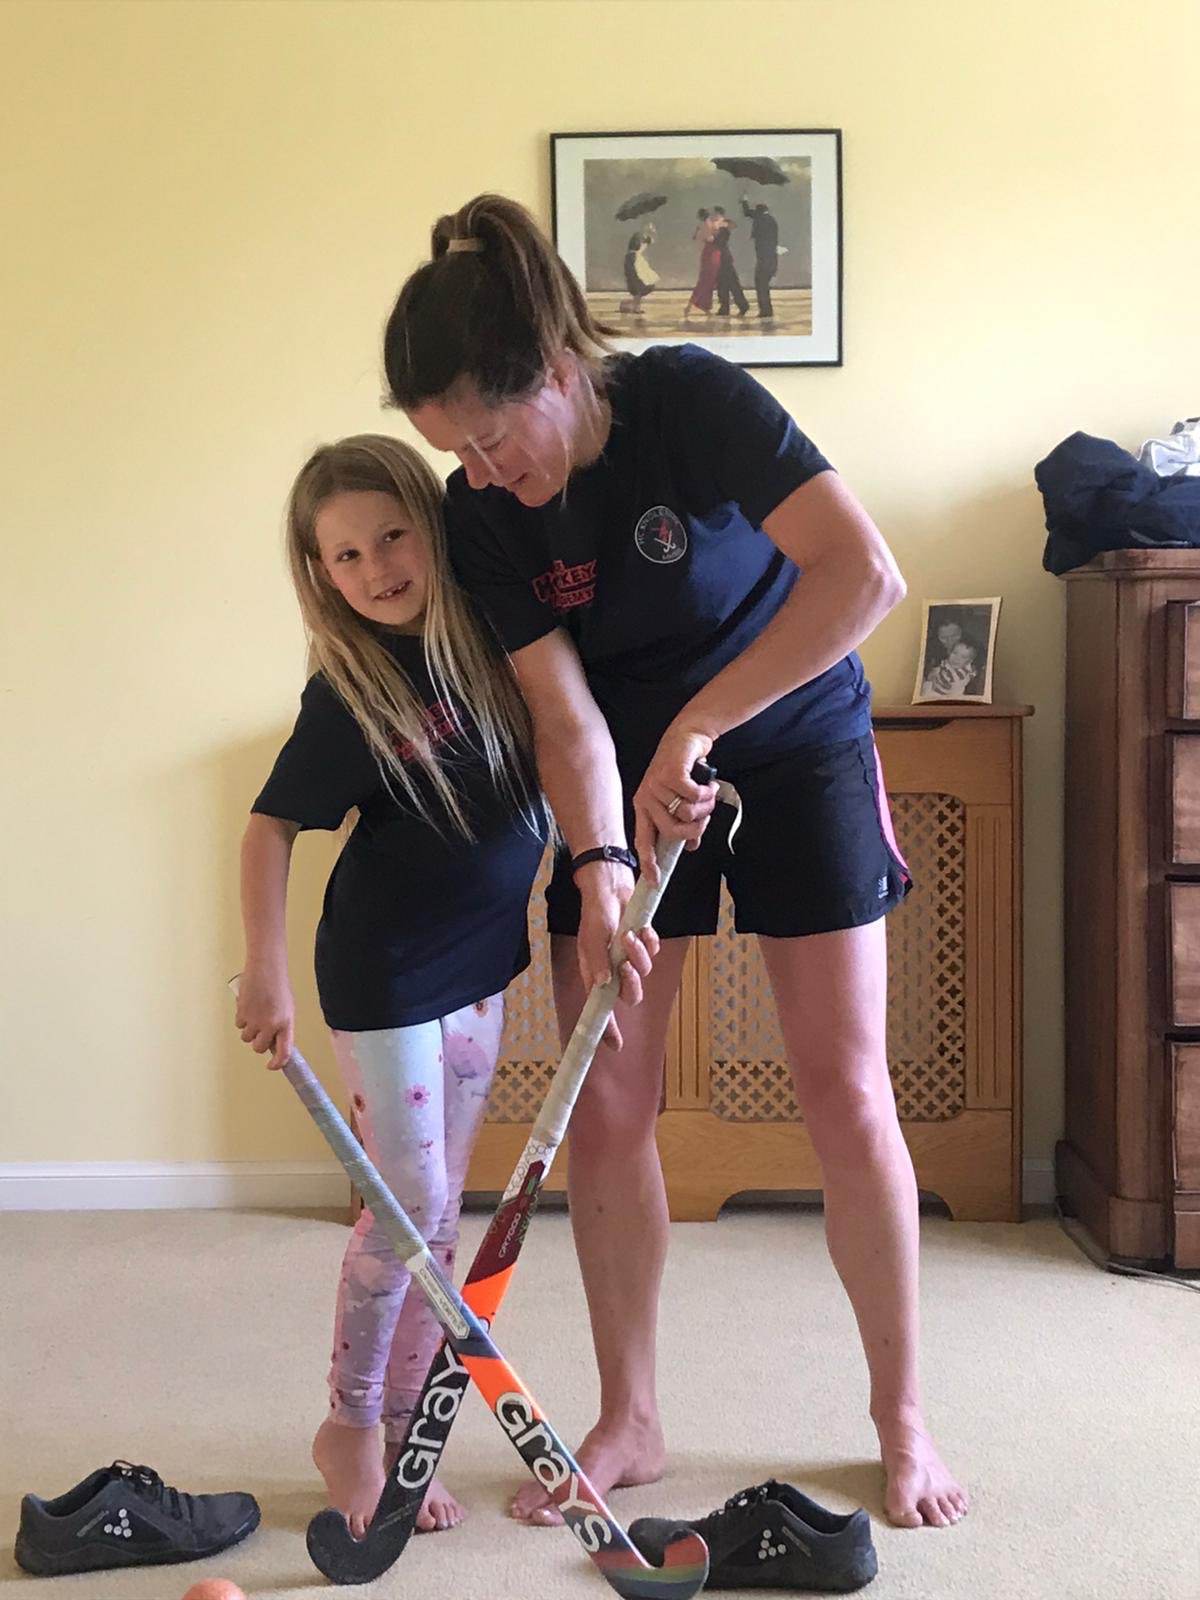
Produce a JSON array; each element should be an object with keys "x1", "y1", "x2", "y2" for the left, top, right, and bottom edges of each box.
[
  {"x1": 630, "y1": 1480, "x2": 878, "y2": 1592},
  {"x1": 14, "y1": 1460, "x2": 260, "y2": 1576}
]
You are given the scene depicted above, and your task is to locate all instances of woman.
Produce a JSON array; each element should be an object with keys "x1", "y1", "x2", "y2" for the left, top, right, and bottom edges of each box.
[
  {"x1": 683, "y1": 207, "x2": 720, "y2": 319},
  {"x1": 380, "y1": 193, "x2": 968, "y2": 1533}
]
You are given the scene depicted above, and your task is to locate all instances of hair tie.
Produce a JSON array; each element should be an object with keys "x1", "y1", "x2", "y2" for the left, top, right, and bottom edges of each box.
[{"x1": 446, "y1": 237, "x2": 484, "y2": 255}]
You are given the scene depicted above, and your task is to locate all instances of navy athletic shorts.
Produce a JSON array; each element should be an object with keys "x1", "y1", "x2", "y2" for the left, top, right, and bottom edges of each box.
[{"x1": 545, "y1": 733, "x2": 911, "y2": 940}]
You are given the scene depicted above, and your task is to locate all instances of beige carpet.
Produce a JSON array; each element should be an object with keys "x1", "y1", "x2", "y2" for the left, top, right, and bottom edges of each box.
[{"x1": 1, "y1": 1208, "x2": 1198, "y2": 1600}]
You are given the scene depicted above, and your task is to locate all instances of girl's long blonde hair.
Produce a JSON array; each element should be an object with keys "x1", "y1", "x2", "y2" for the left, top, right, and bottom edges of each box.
[{"x1": 286, "y1": 434, "x2": 538, "y2": 838}]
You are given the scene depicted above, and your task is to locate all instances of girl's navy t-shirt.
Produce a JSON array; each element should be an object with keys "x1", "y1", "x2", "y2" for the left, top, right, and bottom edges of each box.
[
  {"x1": 252, "y1": 634, "x2": 546, "y2": 1032},
  {"x1": 443, "y1": 343, "x2": 871, "y2": 778}
]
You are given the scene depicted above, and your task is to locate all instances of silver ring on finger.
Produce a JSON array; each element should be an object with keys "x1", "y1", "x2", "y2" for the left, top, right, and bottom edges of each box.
[{"x1": 666, "y1": 794, "x2": 683, "y2": 816}]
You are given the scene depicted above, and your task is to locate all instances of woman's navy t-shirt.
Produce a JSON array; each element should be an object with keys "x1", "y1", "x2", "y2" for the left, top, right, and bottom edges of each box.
[
  {"x1": 252, "y1": 634, "x2": 546, "y2": 1032},
  {"x1": 443, "y1": 344, "x2": 871, "y2": 778}
]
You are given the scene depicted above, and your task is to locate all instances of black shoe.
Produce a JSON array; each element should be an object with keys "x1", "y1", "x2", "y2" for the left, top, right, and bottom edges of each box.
[
  {"x1": 630, "y1": 1479, "x2": 878, "y2": 1592},
  {"x1": 14, "y1": 1460, "x2": 261, "y2": 1577}
]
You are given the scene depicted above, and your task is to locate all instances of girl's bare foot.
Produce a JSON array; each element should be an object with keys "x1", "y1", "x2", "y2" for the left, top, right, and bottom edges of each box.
[
  {"x1": 417, "y1": 1474, "x2": 465, "y2": 1531},
  {"x1": 876, "y1": 1411, "x2": 969, "y2": 1528},
  {"x1": 382, "y1": 1443, "x2": 465, "y2": 1532},
  {"x1": 312, "y1": 1416, "x2": 385, "y2": 1540},
  {"x1": 509, "y1": 1417, "x2": 665, "y2": 1526}
]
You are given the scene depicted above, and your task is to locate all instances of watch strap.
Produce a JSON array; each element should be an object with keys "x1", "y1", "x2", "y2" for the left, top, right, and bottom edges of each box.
[{"x1": 569, "y1": 844, "x2": 639, "y2": 877}]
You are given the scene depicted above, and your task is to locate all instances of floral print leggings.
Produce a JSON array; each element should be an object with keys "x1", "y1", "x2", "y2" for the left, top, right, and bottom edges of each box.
[{"x1": 326, "y1": 992, "x2": 504, "y2": 1441}]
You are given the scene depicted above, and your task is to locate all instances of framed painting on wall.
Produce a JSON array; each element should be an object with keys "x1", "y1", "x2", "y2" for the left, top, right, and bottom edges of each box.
[{"x1": 551, "y1": 128, "x2": 842, "y2": 367}]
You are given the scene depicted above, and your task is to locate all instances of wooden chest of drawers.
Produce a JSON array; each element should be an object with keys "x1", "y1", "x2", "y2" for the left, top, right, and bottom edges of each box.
[{"x1": 1060, "y1": 550, "x2": 1200, "y2": 1267}]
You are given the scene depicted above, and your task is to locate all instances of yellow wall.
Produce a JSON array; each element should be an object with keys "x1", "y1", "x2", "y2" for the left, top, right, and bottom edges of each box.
[{"x1": 3, "y1": 0, "x2": 1195, "y2": 1172}]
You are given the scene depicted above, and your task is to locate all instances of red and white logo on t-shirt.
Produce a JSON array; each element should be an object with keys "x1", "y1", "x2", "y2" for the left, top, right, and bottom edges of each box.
[
  {"x1": 634, "y1": 506, "x2": 687, "y2": 564},
  {"x1": 392, "y1": 700, "x2": 459, "y2": 764},
  {"x1": 531, "y1": 558, "x2": 597, "y2": 611}
]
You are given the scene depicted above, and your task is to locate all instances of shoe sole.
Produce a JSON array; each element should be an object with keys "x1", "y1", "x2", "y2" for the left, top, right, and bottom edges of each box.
[
  {"x1": 14, "y1": 1503, "x2": 261, "y2": 1577},
  {"x1": 706, "y1": 1551, "x2": 879, "y2": 1592}
]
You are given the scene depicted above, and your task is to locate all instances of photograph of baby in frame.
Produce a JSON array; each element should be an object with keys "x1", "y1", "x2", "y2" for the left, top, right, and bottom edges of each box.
[{"x1": 912, "y1": 598, "x2": 1002, "y2": 704}]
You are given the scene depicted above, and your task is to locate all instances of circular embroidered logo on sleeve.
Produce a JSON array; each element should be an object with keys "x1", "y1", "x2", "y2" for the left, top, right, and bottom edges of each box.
[{"x1": 634, "y1": 505, "x2": 688, "y2": 564}]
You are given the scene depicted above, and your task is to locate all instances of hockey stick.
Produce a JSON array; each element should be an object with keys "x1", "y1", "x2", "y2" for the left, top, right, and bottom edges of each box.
[{"x1": 302, "y1": 761, "x2": 739, "y2": 1582}]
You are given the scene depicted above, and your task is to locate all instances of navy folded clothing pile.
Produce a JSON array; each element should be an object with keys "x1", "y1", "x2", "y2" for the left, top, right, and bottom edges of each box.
[{"x1": 1036, "y1": 430, "x2": 1200, "y2": 575}]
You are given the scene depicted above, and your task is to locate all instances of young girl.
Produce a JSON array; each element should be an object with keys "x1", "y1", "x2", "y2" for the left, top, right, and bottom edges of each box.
[{"x1": 234, "y1": 434, "x2": 546, "y2": 1538}]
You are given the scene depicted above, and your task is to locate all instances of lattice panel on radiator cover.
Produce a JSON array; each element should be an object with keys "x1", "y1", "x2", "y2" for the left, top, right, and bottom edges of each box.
[
  {"x1": 708, "y1": 793, "x2": 967, "y2": 1123},
  {"x1": 485, "y1": 794, "x2": 968, "y2": 1125},
  {"x1": 487, "y1": 850, "x2": 560, "y2": 1123}
]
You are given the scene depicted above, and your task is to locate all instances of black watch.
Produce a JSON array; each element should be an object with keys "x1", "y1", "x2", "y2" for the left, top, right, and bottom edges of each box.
[{"x1": 569, "y1": 844, "x2": 639, "y2": 878}]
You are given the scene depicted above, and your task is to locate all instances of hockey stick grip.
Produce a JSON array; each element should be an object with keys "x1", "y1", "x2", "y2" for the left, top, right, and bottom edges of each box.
[
  {"x1": 532, "y1": 759, "x2": 738, "y2": 1149},
  {"x1": 600, "y1": 758, "x2": 720, "y2": 965}
]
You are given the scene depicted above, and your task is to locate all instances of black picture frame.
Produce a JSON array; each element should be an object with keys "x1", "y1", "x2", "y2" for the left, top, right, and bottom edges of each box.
[{"x1": 551, "y1": 128, "x2": 843, "y2": 369}]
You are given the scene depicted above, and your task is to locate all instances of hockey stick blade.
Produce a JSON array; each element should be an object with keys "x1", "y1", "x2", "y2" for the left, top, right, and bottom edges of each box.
[{"x1": 306, "y1": 1164, "x2": 545, "y2": 1573}]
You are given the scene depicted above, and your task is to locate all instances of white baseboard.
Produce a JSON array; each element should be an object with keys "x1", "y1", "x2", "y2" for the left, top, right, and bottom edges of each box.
[
  {"x1": 1022, "y1": 1158, "x2": 1056, "y2": 1206},
  {"x1": 0, "y1": 1162, "x2": 347, "y2": 1211},
  {"x1": 0, "y1": 1157, "x2": 1060, "y2": 1213}
]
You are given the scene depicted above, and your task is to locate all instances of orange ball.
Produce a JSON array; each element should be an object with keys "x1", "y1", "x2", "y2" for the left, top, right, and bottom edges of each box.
[{"x1": 180, "y1": 1583, "x2": 247, "y2": 1600}]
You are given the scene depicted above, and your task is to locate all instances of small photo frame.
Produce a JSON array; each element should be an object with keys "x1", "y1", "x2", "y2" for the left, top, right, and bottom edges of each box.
[
  {"x1": 912, "y1": 599, "x2": 1002, "y2": 704},
  {"x1": 551, "y1": 128, "x2": 842, "y2": 367}
]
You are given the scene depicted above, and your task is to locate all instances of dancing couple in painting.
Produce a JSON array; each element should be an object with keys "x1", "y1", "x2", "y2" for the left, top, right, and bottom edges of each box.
[{"x1": 684, "y1": 196, "x2": 781, "y2": 322}]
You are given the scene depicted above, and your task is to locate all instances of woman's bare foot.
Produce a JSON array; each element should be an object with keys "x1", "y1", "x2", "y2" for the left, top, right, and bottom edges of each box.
[
  {"x1": 382, "y1": 1443, "x2": 465, "y2": 1532},
  {"x1": 876, "y1": 1411, "x2": 969, "y2": 1528},
  {"x1": 312, "y1": 1416, "x2": 385, "y2": 1540},
  {"x1": 509, "y1": 1417, "x2": 666, "y2": 1526}
]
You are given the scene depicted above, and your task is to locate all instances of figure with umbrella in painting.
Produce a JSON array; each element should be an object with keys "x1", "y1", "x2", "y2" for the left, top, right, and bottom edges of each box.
[
  {"x1": 715, "y1": 156, "x2": 790, "y2": 319},
  {"x1": 615, "y1": 192, "x2": 666, "y2": 318},
  {"x1": 740, "y1": 194, "x2": 781, "y2": 318},
  {"x1": 619, "y1": 224, "x2": 659, "y2": 317}
]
